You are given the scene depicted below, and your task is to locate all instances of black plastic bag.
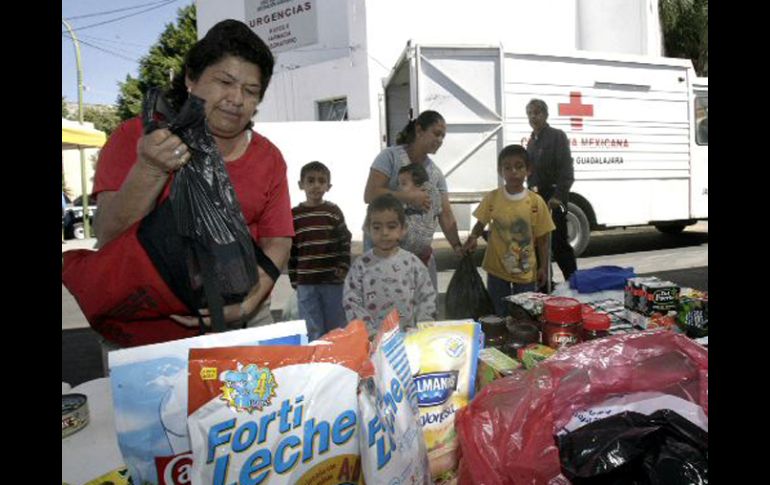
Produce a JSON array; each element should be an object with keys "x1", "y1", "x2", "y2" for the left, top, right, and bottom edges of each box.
[
  {"x1": 445, "y1": 254, "x2": 495, "y2": 319},
  {"x1": 557, "y1": 409, "x2": 708, "y2": 484},
  {"x1": 140, "y1": 88, "x2": 258, "y2": 331}
]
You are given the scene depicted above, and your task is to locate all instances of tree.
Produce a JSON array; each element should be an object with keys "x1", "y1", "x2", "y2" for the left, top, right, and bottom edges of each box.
[
  {"x1": 83, "y1": 105, "x2": 121, "y2": 136},
  {"x1": 116, "y1": 75, "x2": 143, "y2": 121},
  {"x1": 659, "y1": 0, "x2": 708, "y2": 76},
  {"x1": 116, "y1": 4, "x2": 197, "y2": 120},
  {"x1": 62, "y1": 97, "x2": 70, "y2": 119}
]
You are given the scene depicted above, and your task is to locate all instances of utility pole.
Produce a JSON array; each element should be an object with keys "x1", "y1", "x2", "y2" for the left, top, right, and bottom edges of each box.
[{"x1": 62, "y1": 17, "x2": 91, "y2": 239}]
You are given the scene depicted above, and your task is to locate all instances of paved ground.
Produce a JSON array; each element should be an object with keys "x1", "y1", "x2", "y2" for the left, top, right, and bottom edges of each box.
[
  {"x1": 61, "y1": 223, "x2": 708, "y2": 330},
  {"x1": 62, "y1": 223, "x2": 707, "y2": 386}
]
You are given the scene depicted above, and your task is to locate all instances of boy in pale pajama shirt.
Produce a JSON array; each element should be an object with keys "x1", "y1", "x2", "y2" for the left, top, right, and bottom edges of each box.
[{"x1": 343, "y1": 194, "x2": 437, "y2": 336}]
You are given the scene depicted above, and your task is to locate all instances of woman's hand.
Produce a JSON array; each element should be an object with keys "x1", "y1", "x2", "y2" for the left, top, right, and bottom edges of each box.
[
  {"x1": 137, "y1": 128, "x2": 191, "y2": 176},
  {"x1": 170, "y1": 301, "x2": 250, "y2": 329},
  {"x1": 452, "y1": 244, "x2": 466, "y2": 257},
  {"x1": 404, "y1": 187, "x2": 431, "y2": 210},
  {"x1": 461, "y1": 235, "x2": 478, "y2": 254}
]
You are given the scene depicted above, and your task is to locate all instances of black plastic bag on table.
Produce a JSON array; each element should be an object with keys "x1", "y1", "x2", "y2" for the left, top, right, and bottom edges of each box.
[
  {"x1": 445, "y1": 254, "x2": 495, "y2": 319},
  {"x1": 141, "y1": 87, "x2": 258, "y2": 331},
  {"x1": 557, "y1": 409, "x2": 708, "y2": 484}
]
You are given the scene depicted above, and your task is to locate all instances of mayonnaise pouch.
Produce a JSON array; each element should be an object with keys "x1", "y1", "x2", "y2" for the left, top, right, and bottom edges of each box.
[
  {"x1": 187, "y1": 321, "x2": 370, "y2": 485},
  {"x1": 358, "y1": 310, "x2": 431, "y2": 484},
  {"x1": 404, "y1": 321, "x2": 481, "y2": 482}
]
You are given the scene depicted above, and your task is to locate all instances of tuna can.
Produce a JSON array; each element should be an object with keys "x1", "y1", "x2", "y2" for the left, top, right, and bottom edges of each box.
[
  {"x1": 62, "y1": 393, "x2": 89, "y2": 438},
  {"x1": 543, "y1": 297, "x2": 582, "y2": 349},
  {"x1": 478, "y1": 315, "x2": 509, "y2": 349},
  {"x1": 504, "y1": 321, "x2": 541, "y2": 358}
]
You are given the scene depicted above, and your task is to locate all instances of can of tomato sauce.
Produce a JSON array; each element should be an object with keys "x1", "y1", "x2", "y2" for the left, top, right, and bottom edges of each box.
[
  {"x1": 581, "y1": 312, "x2": 612, "y2": 341},
  {"x1": 543, "y1": 297, "x2": 583, "y2": 349}
]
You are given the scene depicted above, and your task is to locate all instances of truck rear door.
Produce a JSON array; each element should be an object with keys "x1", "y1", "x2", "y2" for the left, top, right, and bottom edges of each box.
[
  {"x1": 690, "y1": 80, "x2": 708, "y2": 218},
  {"x1": 386, "y1": 45, "x2": 505, "y2": 197}
]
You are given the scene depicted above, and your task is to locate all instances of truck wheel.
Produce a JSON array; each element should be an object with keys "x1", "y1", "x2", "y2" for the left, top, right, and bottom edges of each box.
[
  {"x1": 566, "y1": 202, "x2": 590, "y2": 256},
  {"x1": 72, "y1": 222, "x2": 85, "y2": 240},
  {"x1": 654, "y1": 223, "x2": 686, "y2": 235}
]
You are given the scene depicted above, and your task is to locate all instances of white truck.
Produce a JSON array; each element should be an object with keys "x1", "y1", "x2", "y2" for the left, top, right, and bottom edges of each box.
[{"x1": 383, "y1": 43, "x2": 708, "y2": 255}]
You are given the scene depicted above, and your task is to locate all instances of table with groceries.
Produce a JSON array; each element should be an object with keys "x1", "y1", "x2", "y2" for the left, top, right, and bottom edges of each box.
[{"x1": 63, "y1": 272, "x2": 708, "y2": 485}]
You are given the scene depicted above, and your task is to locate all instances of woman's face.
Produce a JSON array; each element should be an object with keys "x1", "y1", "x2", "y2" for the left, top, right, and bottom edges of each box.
[
  {"x1": 415, "y1": 120, "x2": 446, "y2": 154},
  {"x1": 186, "y1": 55, "x2": 262, "y2": 139}
]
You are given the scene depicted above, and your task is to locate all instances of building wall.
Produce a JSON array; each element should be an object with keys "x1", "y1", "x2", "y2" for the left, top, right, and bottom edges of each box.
[
  {"x1": 197, "y1": 0, "x2": 369, "y2": 121},
  {"x1": 255, "y1": 119, "x2": 381, "y2": 239},
  {"x1": 576, "y1": 0, "x2": 662, "y2": 55},
  {"x1": 197, "y1": 0, "x2": 662, "y2": 124},
  {"x1": 195, "y1": 0, "x2": 665, "y2": 240}
]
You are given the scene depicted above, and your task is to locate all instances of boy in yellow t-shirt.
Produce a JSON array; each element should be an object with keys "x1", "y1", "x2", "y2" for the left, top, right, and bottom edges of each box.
[{"x1": 462, "y1": 144, "x2": 555, "y2": 316}]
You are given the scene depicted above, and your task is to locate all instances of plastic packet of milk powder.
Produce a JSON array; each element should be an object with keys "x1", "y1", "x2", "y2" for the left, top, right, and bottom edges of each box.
[
  {"x1": 187, "y1": 321, "x2": 370, "y2": 485},
  {"x1": 109, "y1": 320, "x2": 307, "y2": 485},
  {"x1": 358, "y1": 310, "x2": 431, "y2": 484}
]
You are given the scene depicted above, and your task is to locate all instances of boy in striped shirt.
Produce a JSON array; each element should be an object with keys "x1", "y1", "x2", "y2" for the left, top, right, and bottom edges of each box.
[{"x1": 289, "y1": 161, "x2": 352, "y2": 340}]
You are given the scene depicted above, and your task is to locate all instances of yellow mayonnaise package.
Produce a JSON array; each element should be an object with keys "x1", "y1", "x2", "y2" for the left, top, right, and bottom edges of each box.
[{"x1": 403, "y1": 321, "x2": 482, "y2": 483}]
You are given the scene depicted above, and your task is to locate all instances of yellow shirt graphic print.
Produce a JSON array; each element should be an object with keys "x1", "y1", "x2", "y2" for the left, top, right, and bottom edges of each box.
[{"x1": 473, "y1": 189, "x2": 554, "y2": 284}]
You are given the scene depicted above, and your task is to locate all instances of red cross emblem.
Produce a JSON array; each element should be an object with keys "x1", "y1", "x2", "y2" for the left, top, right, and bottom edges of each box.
[{"x1": 558, "y1": 92, "x2": 593, "y2": 130}]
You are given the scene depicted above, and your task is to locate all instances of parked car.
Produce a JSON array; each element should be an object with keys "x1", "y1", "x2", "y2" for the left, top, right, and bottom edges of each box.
[{"x1": 63, "y1": 194, "x2": 97, "y2": 240}]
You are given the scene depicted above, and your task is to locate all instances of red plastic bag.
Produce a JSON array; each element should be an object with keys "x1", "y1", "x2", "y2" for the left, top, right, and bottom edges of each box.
[
  {"x1": 454, "y1": 330, "x2": 708, "y2": 484},
  {"x1": 62, "y1": 222, "x2": 197, "y2": 347}
]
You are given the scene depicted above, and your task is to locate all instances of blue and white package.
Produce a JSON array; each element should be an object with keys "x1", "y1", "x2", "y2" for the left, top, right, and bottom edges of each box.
[
  {"x1": 108, "y1": 320, "x2": 307, "y2": 485},
  {"x1": 359, "y1": 310, "x2": 431, "y2": 485}
]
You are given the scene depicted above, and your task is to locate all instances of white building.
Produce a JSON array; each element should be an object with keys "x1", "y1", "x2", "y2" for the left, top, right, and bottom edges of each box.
[{"x1": 196, "y1": 0, "x2": 664, "y2": 239}]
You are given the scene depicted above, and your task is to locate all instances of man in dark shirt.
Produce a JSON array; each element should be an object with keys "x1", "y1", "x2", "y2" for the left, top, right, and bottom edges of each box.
[{"x1": 526, "y1": 99, "x2": 577, "y2": 290}]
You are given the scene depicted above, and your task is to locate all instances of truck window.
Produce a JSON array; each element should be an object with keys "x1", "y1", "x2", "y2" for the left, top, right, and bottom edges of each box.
[{"x1": 695, "y1": 95, "x2": 708, "y2": 145}]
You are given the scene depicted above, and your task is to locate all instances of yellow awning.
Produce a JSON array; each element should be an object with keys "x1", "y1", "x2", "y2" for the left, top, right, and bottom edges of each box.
[{"x1": 62, "y1": 119, "x2": 106, "y2": 149}]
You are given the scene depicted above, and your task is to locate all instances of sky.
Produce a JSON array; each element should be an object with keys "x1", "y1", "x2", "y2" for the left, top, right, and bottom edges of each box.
[{"x1": 62, "y1": 0, "x2": 195, "y2": 107}]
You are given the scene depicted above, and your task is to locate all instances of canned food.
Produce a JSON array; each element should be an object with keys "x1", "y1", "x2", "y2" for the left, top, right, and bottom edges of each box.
[
  {"x1": 582, "y1": 312, "x2": 612, "y2": 341},
  {"x1": 543, "y1": 297, "x2": 582, "y2": 349},
  {"x1": 504, "y1": 321, "x2": 540, "y2": 357},
  {"x1": 642, "y1": 281, "x2": 680, "y2": 316},
  {"x1": 478, "y1": 315, "x2": 509, "y2": 349},
  {"x1": 62, "y1": 393, "x2": 89, "y2": 438}
]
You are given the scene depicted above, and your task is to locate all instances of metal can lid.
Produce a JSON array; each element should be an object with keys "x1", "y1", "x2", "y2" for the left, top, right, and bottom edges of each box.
[
  {"x1": 507, "y1": 322, "x2": 540, "y2": 344},
  {"x1": 478, "y1": 315, "x2": 505, "y2": 325},
  {"x1": 543, "y1": 297, "x2": 582, "y2": 324},
  {"x1": 62, "y1": 393, "x2": 87, "y2": 415},
  {"x1": 583, "y1": 312, "x2": 611, "y2": 331},
  {"x1": 62, "y1": 393, "x2": 90, "y2": 439},
  {"x1": 478, "y1": 314, "x2": 508, "y2": 337}
]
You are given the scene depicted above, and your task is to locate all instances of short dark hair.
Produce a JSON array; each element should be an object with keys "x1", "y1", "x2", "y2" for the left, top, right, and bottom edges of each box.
[
  {"x1": 396, "y1": 110, "x2": 445, "y2": 145},
  {"x1": 300, "y1": 161, "x2": 331, "y2": 182},
  {"x1": 497, "y1": 144, "x2": 531, "y2": 172},
  {"x1": 168, "y1": 19, "x2": 275, "y2": 110},
  {"x1": 398, "y1": 163, "x2": 429, "y2": 186},
  {"x1": 526, "y1": 99, "x2": 548, "y2": 117},
  {"x1": 366, "y1": 194, "x2": 406, "y2": 227}
]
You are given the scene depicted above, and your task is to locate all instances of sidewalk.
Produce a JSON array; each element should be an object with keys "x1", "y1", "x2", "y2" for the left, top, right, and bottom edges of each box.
[
  {"x1": 62, "y1": 233, "x2": 707, "y2": 330},
  {"x1": 62, "y1": 232, "x2": 707, "y2": 386}
]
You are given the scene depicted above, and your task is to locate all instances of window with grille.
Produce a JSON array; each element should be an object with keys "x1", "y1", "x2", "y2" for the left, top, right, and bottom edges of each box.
[{"x1": 317, "y1": 97, "x2": 348, "y2": 121}]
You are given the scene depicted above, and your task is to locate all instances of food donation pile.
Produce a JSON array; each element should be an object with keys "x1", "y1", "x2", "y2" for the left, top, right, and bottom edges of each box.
[{"x1": 89, "y1": 277, "x2": 706, "y2": 485}]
